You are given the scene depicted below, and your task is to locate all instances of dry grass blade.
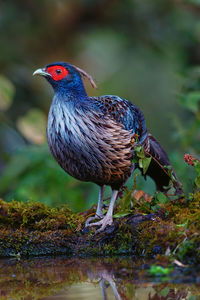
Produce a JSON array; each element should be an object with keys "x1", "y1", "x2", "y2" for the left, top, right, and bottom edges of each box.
[{"x1": 72, "y1": 65, "x2": 97, "y2": 89}]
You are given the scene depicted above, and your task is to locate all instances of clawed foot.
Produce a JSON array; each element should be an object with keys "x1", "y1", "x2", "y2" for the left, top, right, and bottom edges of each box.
[
  {"x1": 85, "y1": 214, "x2": 103, "y2": 227},
  {"x1": 85, "y1": 215, "x2": 113, "y2": 233}
]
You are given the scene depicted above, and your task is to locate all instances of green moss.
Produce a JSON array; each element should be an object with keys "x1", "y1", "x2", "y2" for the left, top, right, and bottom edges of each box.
[
  {"x1": 0, "y1": 184, "x2": 200, "y2": 264},
  {"x1": 0, "y1": 198, "x2": 83, "y2": 231}
]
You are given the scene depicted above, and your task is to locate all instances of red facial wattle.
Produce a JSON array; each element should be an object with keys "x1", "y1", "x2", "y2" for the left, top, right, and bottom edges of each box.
[{"x1": 46, "y1": 65, "x2": 69, "y2": 81}]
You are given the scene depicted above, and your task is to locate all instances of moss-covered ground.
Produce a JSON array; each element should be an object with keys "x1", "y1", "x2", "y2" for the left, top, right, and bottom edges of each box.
[{"x1": 0, "y1": 185, "x2": 199, "y2": 265}]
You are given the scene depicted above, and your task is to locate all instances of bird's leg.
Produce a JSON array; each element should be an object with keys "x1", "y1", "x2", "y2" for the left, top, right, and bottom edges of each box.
[
  {"x1": 86, "y1": 189, "x2": 118, "y2": 232},
  {"x1": 96, "y1": 185, "x2": 105, "y2": 218},
  {"x1": 85, "y1": 185, "x2": 105, "y2": 227},
  {"x1": 99, "y1": 279, "x2": 108, "y2": 300}
]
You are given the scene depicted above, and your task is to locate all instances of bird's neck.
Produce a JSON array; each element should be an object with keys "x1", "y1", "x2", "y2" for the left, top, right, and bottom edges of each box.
[{"x1": 53, "y1": 80, "x2": 88, "y2": 105}]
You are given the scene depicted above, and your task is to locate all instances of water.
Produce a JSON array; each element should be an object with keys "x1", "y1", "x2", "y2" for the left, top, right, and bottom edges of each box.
[{"x1": 0, "y1": 256, "x2": 199, "y2": 299}]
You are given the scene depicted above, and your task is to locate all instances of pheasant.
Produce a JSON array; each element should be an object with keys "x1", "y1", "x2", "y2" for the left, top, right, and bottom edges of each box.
[{"x1": 33, "y1": 62, "x2": 183, "y2": 232}]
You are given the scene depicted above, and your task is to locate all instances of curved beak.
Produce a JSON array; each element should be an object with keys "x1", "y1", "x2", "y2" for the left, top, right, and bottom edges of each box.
[{"x1": 33, "y1": 68, "x2": 51, "y2": 77}]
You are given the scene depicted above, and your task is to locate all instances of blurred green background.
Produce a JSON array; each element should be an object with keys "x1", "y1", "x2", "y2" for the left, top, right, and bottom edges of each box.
[{"x1": 0, "y1": 0, "x2": 200, "y2": 211}]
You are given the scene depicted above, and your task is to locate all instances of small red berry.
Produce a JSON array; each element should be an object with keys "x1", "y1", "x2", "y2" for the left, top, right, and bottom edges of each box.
[{"x1": 184, "y1": 154, "x2": 195, "y2": 166}]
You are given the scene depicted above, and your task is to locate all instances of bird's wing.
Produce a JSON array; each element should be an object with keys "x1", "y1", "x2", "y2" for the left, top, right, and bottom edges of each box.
[{"x1": 88, "y1": 95, "x2": 147, "y2": 143}]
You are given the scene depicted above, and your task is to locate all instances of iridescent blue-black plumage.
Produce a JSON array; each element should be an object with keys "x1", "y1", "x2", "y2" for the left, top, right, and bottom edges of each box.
[
  {"x1": 88, "y1": 95, "x2": 147, "y2": 144},
  {"x1": 33, "y1": 62, "x2": 183, "y2": 231}
]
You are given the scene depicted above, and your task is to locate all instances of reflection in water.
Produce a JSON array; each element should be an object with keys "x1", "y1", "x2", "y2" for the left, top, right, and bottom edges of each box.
[{"x1": 0, "y1": 256, "x2": 199, "y2": 299}]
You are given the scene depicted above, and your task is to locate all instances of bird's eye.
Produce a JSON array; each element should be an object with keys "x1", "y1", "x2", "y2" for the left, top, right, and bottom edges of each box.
[
  {"x1": 56, "y1": 69, "x2": 62, "y2": 74},
  {"x1": 46, "y1": 65, "x2": 69, "y2": 80}
]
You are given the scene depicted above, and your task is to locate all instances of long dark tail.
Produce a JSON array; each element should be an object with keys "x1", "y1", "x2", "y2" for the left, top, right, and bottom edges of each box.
[{"x1": 141, "y1": 133, "x2": 183, "y2": 195}]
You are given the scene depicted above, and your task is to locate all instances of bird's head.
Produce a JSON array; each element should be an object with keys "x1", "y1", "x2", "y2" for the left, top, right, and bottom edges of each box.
[{"x1": 33, "y1": 62, "x2": 97, "y2": 93}]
